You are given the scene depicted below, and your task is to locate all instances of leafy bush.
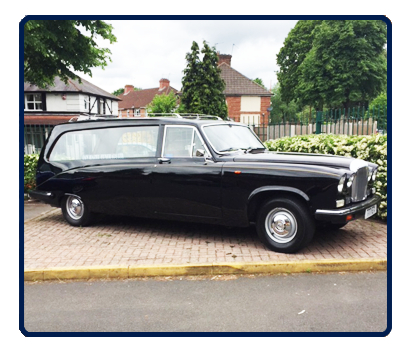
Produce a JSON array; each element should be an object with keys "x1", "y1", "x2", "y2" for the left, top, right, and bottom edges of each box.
[
  {"x1": 24, "y1": 154, "x2": 39, "y2": 193},
  {"x1": 264, "y1": 134, "x2": 388, "y2": 220}
]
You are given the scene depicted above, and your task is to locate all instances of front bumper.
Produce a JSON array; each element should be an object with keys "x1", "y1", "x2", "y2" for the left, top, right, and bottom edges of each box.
[{"x1": 315, "y1": 194, "x2": 381, "y2": 224}]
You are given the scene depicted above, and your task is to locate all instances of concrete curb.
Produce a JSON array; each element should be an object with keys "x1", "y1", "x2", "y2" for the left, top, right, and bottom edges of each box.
[
  {"x1": 24, "y1": 258, "x2": 387, "y2": 281},
  {"x1": 24, "y1": 207, "x2": 60, "y2": 223}
]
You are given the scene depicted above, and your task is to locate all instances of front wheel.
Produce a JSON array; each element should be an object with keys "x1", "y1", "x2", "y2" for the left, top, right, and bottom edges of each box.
[
  {"x1": 256, "y1": 197, "x2": 315, "y2": 253},
  {"x1": 61, "y1": 195, "x2": 92, "y2": 227}
]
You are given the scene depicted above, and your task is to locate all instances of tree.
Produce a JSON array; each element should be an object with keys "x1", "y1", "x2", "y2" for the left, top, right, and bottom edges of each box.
[
  {"x1": 277, "y1": 20, "x2": 387, "y2": 110},
  {"x1": 112, "y1": 87, "x2": 142, "y2": 96},
  {"x1": 369, "y1": 93, "x2": 387, "y2": 111},
  {"x1": 180, "y1": 41, "x2": 228, "y2": 119},
  {"x1": 24, "y1": 20, "x2": 117, "y2": 88},
  {"x1": 252, "y1": 78, "x2": 266, "y2": 89},
  {"x1": 147, "y1": 91, "x2": 178, "y2": 114},
  {"x1": 112, "y1": 88, "x2": 124, "y2": 96},
  {"x1": 276, "y1": 20, "x2": 321, "y2": 105},
  {"x1": 269, "y1": 84, "x2": 299, "y2": 123}
]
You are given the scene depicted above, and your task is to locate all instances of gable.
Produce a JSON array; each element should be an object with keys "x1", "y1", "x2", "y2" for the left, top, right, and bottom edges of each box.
[{"x1": 219, "y1": 63, "x2": 272, "y2": 97}]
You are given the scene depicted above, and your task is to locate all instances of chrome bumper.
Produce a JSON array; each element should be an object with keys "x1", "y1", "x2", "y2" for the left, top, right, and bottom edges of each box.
[{"x1": 315, "y1": 194, "x2": 381, "y2": 224}]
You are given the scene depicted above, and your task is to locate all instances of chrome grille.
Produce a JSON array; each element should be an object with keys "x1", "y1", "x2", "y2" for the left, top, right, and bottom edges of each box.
[{"x1": 351, "y1": 166, "x2": 369, "y2": 202}]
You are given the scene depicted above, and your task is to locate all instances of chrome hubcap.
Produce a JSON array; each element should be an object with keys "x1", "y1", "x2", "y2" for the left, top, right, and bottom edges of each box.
[
  {"x1": 66, "y1": 196, "x2": 84, "y2": 220},
  {"x1": 265, "y1": 208, "x2": 297, "y2": 244}
]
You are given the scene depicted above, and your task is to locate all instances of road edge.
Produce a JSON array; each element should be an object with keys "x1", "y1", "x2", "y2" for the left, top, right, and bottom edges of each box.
[{"x1": 24, "y1": 258, "x2": 387, "y2": 281}]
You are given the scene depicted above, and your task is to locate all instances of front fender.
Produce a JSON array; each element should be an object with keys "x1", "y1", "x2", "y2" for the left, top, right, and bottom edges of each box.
[{"x1": 248, "y1": 186, "x2": 310, "y2": 203}]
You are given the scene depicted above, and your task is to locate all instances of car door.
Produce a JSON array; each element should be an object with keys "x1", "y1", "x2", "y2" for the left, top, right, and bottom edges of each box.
[
  {"x1": 62, "y1": 124, "x2": 160, "y2": 218},
  {"x1": 151, "y1": 125, "x2": 223, "y2": 220}
]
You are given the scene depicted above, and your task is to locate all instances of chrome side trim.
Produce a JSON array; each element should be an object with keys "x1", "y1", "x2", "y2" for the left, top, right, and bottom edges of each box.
[{"x1": 248, "y1": 186, "x2": 310, "y2": 202}]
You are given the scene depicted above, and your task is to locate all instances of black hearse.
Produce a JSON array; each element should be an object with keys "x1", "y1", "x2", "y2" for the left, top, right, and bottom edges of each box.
[{"x1": 30, "y1": 115, "x2": 381, "y2": 253}]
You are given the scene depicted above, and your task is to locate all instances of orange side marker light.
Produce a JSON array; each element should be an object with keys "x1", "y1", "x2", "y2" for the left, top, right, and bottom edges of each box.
[{"x1": 234, "y1": 171, "x2": 241, "y2": 174}]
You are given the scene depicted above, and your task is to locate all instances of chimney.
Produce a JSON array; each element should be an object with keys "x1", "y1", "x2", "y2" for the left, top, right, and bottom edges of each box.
[
  {"x1": 159, "y1": 78, "x2": 170, "y2": 90},
  {"x1": 124, "y1": 84, "x2": 134, "y2": 94},
  {"x1": 217, "y1": 53, "x2": 232, "y2": 66}
]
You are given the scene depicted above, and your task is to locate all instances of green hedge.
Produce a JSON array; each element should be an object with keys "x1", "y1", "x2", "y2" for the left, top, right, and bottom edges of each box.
[
  {"x1": 264, "y1": 134, "x2": 388, "y2": 220},
  {"x1": 24, "y1": 154, "x2": 39, "y2": 193}
]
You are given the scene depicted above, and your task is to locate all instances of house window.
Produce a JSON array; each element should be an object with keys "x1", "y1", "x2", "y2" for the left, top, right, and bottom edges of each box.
[
  {"x1": 135, "y1": 109, "x2": 140, "y2": 116},
  {"x1": 100, "y1": 98, "x2": 105, "y2": 114},
  {"x1": 25, "y1": 93, "x2": 43, "y2": 111},
  {"x1": 241, "y1": 96, "x2": 261, "y2": 112},
  {"x1": 84, "y1": 96, "x2": 90, "y2": 111},
  {"x1": 240, "y1": 114, "x2": 261, "y2": 125}
]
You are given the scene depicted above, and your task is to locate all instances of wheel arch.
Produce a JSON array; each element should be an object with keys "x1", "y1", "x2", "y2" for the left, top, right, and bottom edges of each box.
[{"x1": 247, "y1": 186, "x2": 311, "y2": 222}]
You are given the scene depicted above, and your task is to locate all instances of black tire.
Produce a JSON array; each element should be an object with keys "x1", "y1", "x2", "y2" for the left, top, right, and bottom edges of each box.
[
  {"x1": 61, "y1": 195, "x2": 92, "y2": 227},
  {"x1": 316, "y1": 222, "x2": 348, "y2": 232},
  {"x1": 256, "y1": 197, "x2": 315, "y2": 253}
]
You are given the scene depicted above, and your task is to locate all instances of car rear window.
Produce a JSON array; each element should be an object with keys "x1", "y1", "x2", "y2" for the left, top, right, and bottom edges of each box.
[{"x1": 49, "y1": 126, "x2": 159, "y2": 161}]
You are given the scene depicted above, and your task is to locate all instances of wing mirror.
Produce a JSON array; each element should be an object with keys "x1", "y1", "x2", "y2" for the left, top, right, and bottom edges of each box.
[
  {"x1": 196, "y1": 149, "x2": 206, "y2": 157},
  {"x1": 196, "y1": 148, "x2": 212, "y2": 164}
]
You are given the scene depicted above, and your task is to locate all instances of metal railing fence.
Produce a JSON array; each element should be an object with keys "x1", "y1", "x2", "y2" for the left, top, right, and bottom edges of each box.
[{"x1": 247, "y1": 105, "x2": 387, "y2": 142}]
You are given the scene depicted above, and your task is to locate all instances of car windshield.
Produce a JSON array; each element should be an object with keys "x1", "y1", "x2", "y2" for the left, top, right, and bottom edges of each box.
[{"x1": 203, "y1": 124, "x2": 265, "y2": 153}]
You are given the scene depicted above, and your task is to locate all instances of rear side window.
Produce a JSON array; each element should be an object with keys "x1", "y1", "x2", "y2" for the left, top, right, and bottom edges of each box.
[{"x1": 49, "y1": 126, "x2": 159, "y2": 161}]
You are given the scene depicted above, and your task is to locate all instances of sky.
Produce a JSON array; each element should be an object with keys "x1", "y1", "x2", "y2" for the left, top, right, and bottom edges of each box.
[{"x1": 80, "y1": 20, "x2": 298, "y2": 93}]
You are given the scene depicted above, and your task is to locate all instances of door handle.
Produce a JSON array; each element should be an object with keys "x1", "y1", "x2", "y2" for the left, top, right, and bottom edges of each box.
[{"x1": 158, "y1": 157, "x2": 171, "y2": 164}]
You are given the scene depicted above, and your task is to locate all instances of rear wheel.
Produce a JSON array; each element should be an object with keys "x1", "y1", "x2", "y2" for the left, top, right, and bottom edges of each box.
[
  {"x1": 256, "y1": 197, "x2": 315, "y2": 253},
  {"x1": 61, "y1": 195, "x2": 92, "y2": 227}
]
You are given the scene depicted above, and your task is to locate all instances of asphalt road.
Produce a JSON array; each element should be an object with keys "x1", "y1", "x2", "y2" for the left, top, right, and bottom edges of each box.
[{"x1": 23, "y1": 271, "x2": 388, "y2": 333}]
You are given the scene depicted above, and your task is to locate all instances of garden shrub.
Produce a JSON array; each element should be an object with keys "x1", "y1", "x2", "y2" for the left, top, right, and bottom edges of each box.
[
  {"x1": 24, "y1": 154, "x2": 39, "y2": 193},
  {"x1": 264, "y1": 134, "x2": 388, "y2": 220}
]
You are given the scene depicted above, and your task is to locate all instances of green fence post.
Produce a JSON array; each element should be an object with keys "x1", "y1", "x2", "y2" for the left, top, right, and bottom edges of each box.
[{"x1": 315, "y1": 111, "x2": 322, "y2": 134}]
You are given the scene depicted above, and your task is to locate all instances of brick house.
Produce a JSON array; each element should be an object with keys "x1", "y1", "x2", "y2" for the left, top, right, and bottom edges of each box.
[
  {"x1": 118, "y1": 78, "x2": 178, "y2": 117},
  {"x1": 218, "y1": 54, "x2": 272, "y2": 125},
  {"x1": 24, "y1": 76, "x2": 120, "y2": 154}
]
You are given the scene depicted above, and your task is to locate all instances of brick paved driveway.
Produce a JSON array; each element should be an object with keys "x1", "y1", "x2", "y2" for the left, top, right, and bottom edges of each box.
[{"x1": 24, "y1": 208, "x2": 387, "y2": 269}]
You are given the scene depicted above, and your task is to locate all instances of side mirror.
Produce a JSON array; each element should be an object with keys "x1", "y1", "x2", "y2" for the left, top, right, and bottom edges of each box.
[{"x1": 196, "y1": 149, "x2": 206, "y2": 157}]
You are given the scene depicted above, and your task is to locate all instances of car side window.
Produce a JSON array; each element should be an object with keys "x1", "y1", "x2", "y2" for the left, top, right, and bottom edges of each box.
[
  {"x1": 49, "y1": 126, "x2": 158, "y2": 161},
  {"x1": 117, "y1": 127, "x2": 158, "y2": 158},
  {"x1": 191, "y1": 130, "x2": 205, "y2": 157},
  {"x1": 163, "y1": 127, "x2": 193, "y2": 157},
  {"x1": 162, "y1": 126, "x2": 208, "y2": 158}
]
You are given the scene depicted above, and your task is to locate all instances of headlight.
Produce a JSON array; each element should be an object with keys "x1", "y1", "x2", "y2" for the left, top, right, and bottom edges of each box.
[
  {"x1": 347, "y1": 174, "x2": 355, "y2": 188},
  {"x1": 338, "y1": 175, "x2": 346, "y2": 192},
  {"x1": 372, "y1": 170, "x2": 377, "y2": 181}
]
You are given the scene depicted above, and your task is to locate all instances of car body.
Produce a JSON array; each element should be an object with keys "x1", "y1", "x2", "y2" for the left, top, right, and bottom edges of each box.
[{"x1": 30, "y1": 115, "x2": 381, "y2": 253}]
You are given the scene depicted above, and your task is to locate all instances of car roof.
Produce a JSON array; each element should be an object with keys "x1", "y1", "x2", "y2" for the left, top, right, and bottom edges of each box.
[{"x1": 55, "y1": 117, "x2": 244, "y2": 129}]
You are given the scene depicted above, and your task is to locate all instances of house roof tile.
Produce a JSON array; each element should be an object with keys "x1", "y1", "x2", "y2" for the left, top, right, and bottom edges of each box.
[
  {"x1": 118, "y1": 86, "x2": 178, "y2": 109},
  {"x1": 219, "y1": 63, "x2": 272, "y2": 96},
  {"x1": 24, "y1": 76, "x2": 121, "y2": 101}
]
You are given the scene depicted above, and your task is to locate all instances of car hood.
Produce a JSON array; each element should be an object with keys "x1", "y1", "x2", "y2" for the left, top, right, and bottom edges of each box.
[{"x1": 232, "y1": 151, "x2": 368, "y2": 171}]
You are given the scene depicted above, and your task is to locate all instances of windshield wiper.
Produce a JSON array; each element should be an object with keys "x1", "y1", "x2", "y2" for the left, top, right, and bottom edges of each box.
[
  {"x1": 219, "y1": 147, "x2": 242, "y2": 153},
  {"x1": 244, "y1": 147, "x2": 266, "y2": 153}
]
